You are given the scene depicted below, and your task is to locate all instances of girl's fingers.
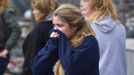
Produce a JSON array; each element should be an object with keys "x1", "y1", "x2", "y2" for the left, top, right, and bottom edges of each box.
[{"x1": 50, "y1": 32, "x2": 59, "y2": 38}]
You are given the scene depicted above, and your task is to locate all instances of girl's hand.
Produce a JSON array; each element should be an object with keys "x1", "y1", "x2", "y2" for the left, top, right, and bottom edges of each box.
[
  {"x1": 0, "y1": 49, "x2": 9, "y2": 58},
  {"x1": 50, "y1": 32, "x2": 59, "y2": 38}
]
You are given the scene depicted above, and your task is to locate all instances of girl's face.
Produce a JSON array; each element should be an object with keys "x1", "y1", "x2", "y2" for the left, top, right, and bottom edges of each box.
[
  {"x1": 80, "y1": 1, "x2": 95, "y2": 20},
  {"x1": 53, "y1": 16, "x2": 75, "y2": 39},
  {"x1": 32, "y1": 8, "x2": 44, "y2": 22}
]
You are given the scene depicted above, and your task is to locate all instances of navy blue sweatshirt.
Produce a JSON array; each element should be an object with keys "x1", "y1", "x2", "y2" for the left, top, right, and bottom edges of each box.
[{"x1": 32, "y1": 30, "x2": 100, "y2": 75}]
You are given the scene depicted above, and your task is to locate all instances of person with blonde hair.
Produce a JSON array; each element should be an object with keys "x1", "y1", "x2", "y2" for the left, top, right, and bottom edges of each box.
[
  {"x1": 80, "y1": 0, "x2": 126, "y2": 75},
  {"x1": 0, "y1": 0, "x2": 21, "y2": 75},
  {"x1": 32, "y1": 4, "x2": 100, "y2": 75},
  {"x1": 22, "y1": 0, "x2": 59, "y2": 75}
]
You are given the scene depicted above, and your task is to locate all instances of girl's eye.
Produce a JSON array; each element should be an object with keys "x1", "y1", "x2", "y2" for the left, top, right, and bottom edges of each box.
[
  {"x1": 80, "y1": 7, "x2": 85, "y2": 11},
  {"x1": 56, "y1": 24, "x2": 63, "y2": 27}
]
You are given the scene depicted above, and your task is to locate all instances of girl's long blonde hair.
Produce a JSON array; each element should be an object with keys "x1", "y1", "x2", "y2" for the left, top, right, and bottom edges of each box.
[
  {"x1": 81, "y1": 0, "x2": 120, "y2": 22},
  {"x1": 53, "y1": 4, "x2": 94, "y2": 47},
  {"x1": 53, "y1": 4, "x2": 95, "y2": 75}
]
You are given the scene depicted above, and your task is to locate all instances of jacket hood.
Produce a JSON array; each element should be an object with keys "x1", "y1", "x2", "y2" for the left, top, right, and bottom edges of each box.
[{"x1": 92, "y1": 16, "x2": 116, "y2": 33}]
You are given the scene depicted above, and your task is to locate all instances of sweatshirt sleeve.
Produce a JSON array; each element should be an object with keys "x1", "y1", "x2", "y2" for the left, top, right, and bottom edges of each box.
[
  {"x1": 58, "y1": 33, "x2": 100, "y2": 75},
  {"x1": 32, "y1": 38, "x2": 59, "y2": 75},
  {"x1": 3, "y1": 10, "x2": 21, "y2": 50}
]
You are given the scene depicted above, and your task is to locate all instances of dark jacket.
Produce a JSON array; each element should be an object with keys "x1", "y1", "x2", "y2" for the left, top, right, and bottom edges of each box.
[
  {"x1": 22, "y1": 20, "x2": 53, "y2": 75},
  {"x1": 32, "y1": 30, "x2": 100, "y2": 75},
  {"x1": 0, "y1": 9, "x2": 21, "y2": 51}
]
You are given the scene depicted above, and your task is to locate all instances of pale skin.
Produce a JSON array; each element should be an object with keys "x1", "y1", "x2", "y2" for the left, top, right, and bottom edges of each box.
[
  {"x1": 32, "y1": 7, "x2": 45, "y2": 22},
  {"x1": 0, "y1": 49, "x2": 9, "y2": 58},
  {"x1": 51, "y1": 16, "x2": 76, "y2": 38},
  {"x1": 80, "y1": 1, "x2": 96, "y2": 20}
]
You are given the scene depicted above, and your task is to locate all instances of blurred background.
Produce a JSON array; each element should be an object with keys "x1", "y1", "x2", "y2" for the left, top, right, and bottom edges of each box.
[{"x1": 4, "y1": 0, "x2": 134, "y2": 75}]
